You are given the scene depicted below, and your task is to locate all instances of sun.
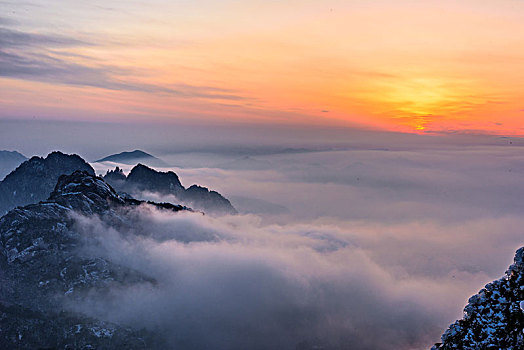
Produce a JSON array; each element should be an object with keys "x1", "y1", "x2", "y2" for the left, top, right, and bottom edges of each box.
[
  {"x1": 366, "y1": 75, "x2": 479, "y2": 132},
  {"x1": 387, "y1": 78, "x2": 454, "y2": 114}
]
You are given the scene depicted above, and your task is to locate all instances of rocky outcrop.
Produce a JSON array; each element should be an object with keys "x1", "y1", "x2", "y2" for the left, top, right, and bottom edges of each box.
[
  {"x1": 104, "y1": 166, "x2": 126, "y2": 183},
  {"x1": 126, "y1": 164, "x2": 184, "y2": 196},
  {"x1": 104, "y1": 164, "x2": 237, "y2": 215},
  {"x1": 0, "y1": 171, "x2": 189, "y2": 349},
  {"x1": 432, "y1": 248, "x2": 524, "y2": 350},
  {"x1": 184, "y1": 184, "x2": 235, "y2": 213}
]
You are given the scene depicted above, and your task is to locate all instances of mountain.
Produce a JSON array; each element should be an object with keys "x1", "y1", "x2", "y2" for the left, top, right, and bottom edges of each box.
[
  {"x1": 184, "y1": 184, "x2": 236, "y2": 214},
  {"x1": 432, "y1": 247, "x2": 524, "y2": 349},
  {"x1": 126, "y1": 163, "x2": 184, "y2": 195},
  {"x1": 0, "y1": 151, "x2": 94, "y2": 215},
  {"x1": 0, "y1": 150, "x2": 27, "y2": 180},
  {"x1": 0, "y1": 171, "x2": 190, "y2": 349},
  {"x1": 104, "y1": 164, "x2": 237, "y2": 215},
  {"x1": 95, "y1": 150, "x2": 169, "y2": 167}
]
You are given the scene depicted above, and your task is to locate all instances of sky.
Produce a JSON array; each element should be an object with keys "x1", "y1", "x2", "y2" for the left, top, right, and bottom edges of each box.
[{"x1": 1, "y1": 0, "x2": 524, "y2": 134}]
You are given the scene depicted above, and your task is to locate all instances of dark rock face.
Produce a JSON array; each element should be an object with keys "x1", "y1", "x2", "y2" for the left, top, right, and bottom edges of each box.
[
  {"x1": 104, "y1": 166, "x2": 126, "y2": 183},
  {"x1": 184, "y1": 185, "x2": 234, "y2": 213},
  {"x1": 432, "y1": 248, "x2": 524, "y2": 350},
  {"x1": 0, "y1": 151, "x2": 94, "y2": 215},
  {"x1": 0, "y1": 150, "x2": 27, "y2": 180},
  {"x1": 126, "y1": 164, "x2": 184, "y2": 196},
  {"x1": 0, "y1": 304, "x2": 156, "y2": 350},
  {"x1": 104, "y1": 164, "x2": 237, "y2": 215},
  {"x1": 0, "y1": 171, "x2": 187, "y2": 349}
]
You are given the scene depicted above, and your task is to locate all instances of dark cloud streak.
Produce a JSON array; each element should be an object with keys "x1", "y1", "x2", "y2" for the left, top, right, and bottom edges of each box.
[
  {"x1": 0, "y1": 27, "x2": 92, "y2": 48},
  {"x1": 0, "y1": 27, "x2": 248, "y2": 100}
]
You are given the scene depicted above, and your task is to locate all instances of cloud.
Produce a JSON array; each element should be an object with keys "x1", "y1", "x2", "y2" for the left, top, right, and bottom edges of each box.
[
  {"x1": 0, "y1": 16, "x2": 18, "y2": 26},
  {"x1": 0, "y1": 27, "x2": 247, "y2": 100},
  {"x1": 161, "y1": 145, "x2": 524, "y2": 224},
  {"x1": 0, "y1": 27, "x2": 91, "y2": 49},
  {"x1": 64, "y1": 199, "x2": 522, "y2": 350}
]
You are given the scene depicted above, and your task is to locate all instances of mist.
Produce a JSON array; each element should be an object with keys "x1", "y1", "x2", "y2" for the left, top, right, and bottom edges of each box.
[{"x1": 69, "y1": 207, "x2": 467, "y2": 350}]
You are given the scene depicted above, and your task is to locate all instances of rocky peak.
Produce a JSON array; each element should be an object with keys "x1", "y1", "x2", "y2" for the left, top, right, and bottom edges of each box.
[
  {"x1": 6, "y1": 151, "x2": 94, "y2": 179},
  {"x1": 48, "y1": 171, "x2": 125, "y2": 213},
  {"x1": 183, "y1": 184, "x2": 237, "y2": 215},
  {"x1": 0, "y1": 151, "x2": 95, "y2": 215},
  {"x1": 125, "y1": 163, "x2": 183, "y2": 194},
  {"x1": 104, "y1": 166, "x2": 126, "y2": 182},
  {"x1": 186, "y1": 184, "x2": 209, "y2": 194},
  {"x1": 51, "y1": 171, "x2": 118, "y2": 198},
  {"x1": 509, "y1": 247, "x2": 524, "y2": 275}
]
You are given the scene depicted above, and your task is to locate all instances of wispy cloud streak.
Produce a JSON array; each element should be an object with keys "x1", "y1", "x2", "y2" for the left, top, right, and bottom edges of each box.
[{"x1": 0, "y1": 26, "x2": 248, "y2": 100}]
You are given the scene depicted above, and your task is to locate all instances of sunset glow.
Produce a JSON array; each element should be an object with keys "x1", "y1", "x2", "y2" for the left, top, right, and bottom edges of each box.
[{"x1": 2, "y1": 0, "x2": 524, "y2": 134}]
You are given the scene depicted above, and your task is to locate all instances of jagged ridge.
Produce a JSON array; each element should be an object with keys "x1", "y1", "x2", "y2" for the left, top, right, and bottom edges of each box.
[{"x1": 104, "y1": 164, "x2": 237, "y2": 215}]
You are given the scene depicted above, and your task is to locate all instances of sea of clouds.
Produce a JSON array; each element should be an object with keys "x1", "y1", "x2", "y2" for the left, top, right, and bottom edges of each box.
[
  {"x1": 84, "y1": 136, "x2": 524, "y2": 349},
  {"x1": 71, "y1": 207, "x2": 455, "y2": 350}
]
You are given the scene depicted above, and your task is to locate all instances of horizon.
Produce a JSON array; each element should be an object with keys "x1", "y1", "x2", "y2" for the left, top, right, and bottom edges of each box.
[{"x1": 2, "y1": 118, "x2": 523, "y2": 162}]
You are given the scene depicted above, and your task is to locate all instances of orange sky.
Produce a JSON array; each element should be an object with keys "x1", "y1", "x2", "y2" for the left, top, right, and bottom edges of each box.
[{"x1": 1, "y1": 0, "x2": 524, "y2": 134}]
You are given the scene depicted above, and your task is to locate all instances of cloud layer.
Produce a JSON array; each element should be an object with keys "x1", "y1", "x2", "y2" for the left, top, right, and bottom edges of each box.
[
  {"x1": 84, "y1": 136, "x2": 524, "y2": 349},
  {"x1": 67, "y1": 195, "x2": 524, "y2": 350},
  {"x1": 70, "y1": 207, "x2": 454, "y2": 350}
]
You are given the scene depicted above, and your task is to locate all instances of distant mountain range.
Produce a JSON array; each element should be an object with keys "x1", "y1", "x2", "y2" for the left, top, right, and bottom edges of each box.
[
  {"x1": 95, "y1": 150, "x2": 169, "y2": 167},
  {"x1": 0, "y1": 150, "x2": 27, "y2": 180},
  {"x1": 0, "y1": 151, "x2": 235, "y2": 216}
]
